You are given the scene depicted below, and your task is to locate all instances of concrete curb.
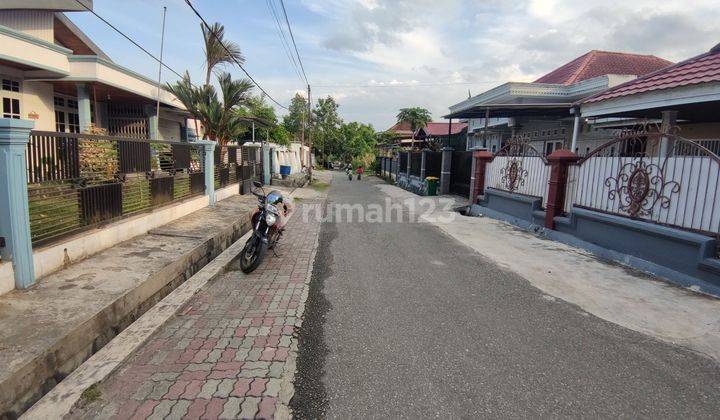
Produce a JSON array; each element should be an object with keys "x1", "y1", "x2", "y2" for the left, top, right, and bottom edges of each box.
[{"x1": 21, "y1": 230, "x2": 253, "y2": 420}]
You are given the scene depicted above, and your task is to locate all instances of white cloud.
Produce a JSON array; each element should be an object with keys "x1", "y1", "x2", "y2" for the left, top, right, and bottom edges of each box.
[{"x1": 296, "y1": 0, "x2": 720, "y2": 129}]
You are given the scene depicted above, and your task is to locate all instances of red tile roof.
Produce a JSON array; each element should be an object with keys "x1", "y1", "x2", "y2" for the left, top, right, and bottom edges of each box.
[
  {"x1": 583, "y1": 44, "x2": 720, "y2": 104},
  {"x1": 420, "y1": 122, "x2": 468, "y2": 136},
  {"x1": 534, "y1": 50, "x2": 672, "y2": 85}
]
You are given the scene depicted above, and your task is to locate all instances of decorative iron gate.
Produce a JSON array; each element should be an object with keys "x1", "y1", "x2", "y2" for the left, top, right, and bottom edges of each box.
[{"x1": 450, "y1": 151, "x2": 473, "y2": 197}]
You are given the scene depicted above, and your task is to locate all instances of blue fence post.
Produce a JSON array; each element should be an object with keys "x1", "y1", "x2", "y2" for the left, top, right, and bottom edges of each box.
[
  {"x1": 195, "y1": 140, "x2": 216, "y2": 206},
  {"x1": 0, "y1": 118, "x2": 35, "y2": 289}
]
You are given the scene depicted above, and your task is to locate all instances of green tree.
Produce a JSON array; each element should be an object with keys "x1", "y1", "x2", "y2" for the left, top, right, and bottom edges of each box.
[
  {"x1": 202, "y1": 22, "x2": 245, "y2": 85},
  {"x1": 339, "y1": 121, "x2": 376, "y2": 168},
  {"x1": 312, "y1": 96, "x2": 343, "y2": 164},
  {"x1": 238, "y1": 96, "x2": 292, "y2": 146},
  {"x1": 166, "y1": 72, "x2": 254, "y2": 147},
  {"x1": 282, "y1": 93, "x2": 308, "y2": 141},
  {"x1": 396, "y1": 107, "x2": 432, "y2": 149}
]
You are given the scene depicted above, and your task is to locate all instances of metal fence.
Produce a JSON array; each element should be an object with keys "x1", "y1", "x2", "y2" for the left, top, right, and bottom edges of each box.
[
  {"x1": 450, "y1": 151, "x2": 473, "y2": 197},
  {"x1": 425, "y1": 151, "x2": 442, "y2": 178},
  {"x1": 486, "y1": 139, "x2": 551, "y2": 206},
  {"x1": 565, "y1": 127, "x2": 720, "y2": 236},
  {"x1": 410, "y1": 152, "x2": 422, "y2": 177},
  {"x1": 25, "y1": 131, "x2": 256, "y2": 246}
]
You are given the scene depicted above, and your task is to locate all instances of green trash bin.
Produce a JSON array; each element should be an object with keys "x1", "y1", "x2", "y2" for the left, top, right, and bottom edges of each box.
[{"x1": 426, "y1": 177, "x2": 439, "y2": 196}]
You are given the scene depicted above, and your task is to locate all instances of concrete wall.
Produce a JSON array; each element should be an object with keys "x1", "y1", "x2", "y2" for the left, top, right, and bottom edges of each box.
[
  {"x1": 21, "y1": 81, "x2": 55, "y2": 130},
  {"x1": 0, "y1": 183, "x2": 241, "y2": 296},
  {"x1": 0, "y1": 10, "x2": 54, "y2": 42}
]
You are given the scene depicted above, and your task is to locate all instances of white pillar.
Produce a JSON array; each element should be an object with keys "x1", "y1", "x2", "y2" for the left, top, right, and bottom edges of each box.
[{"x1": 570, "y1": 107, "x2": 581, "y2": 153}]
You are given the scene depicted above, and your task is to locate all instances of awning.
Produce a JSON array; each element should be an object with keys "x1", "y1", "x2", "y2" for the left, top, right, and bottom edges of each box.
[{"x1": 444, "y1": 103, "x2": 573, "y2": 119}]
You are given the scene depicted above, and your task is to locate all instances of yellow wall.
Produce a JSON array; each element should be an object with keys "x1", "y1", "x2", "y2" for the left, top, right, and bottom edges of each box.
[{"x1": 22, "y1": 81, "x2": 55, "y2": 131}]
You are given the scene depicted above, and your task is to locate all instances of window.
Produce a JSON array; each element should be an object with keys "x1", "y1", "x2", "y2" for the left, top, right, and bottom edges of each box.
[
  {"x1": 545, "y1": 142, "x2": 555, "y2": 155},
  {"x1": 2, "y1": 97, "x2": 20, "y2": 119},
  {"x1": 1, "y1": 76, "x2": 21, "y2": 119},
  {"x1": 2, "y1": 78, "x2": 19, "y2": 92},
  {"x1": 55, "y1": 111, "x2": 66, "y2": 132},
  {"x1": 54, "y1": 95, "x2": 80, "y2": 133}
]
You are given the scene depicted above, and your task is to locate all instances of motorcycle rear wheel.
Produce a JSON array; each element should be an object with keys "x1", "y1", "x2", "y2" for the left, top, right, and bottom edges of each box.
[{"x1": 239, "y1": 236, "x2": 267, "y2": 273}]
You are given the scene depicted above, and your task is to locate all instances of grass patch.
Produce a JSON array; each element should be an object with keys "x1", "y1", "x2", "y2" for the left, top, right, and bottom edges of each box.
[
  {"x1": 80, "y1": 384, "x2": 102, "y2": 405},
  {"x1": 310, "y1": 181, "x2": 330, "y2": 192}
]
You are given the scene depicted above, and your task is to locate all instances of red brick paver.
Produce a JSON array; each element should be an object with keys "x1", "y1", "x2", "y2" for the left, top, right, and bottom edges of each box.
[{"x1": 77, "y1": 203, "x2": 321, "y2": 419}]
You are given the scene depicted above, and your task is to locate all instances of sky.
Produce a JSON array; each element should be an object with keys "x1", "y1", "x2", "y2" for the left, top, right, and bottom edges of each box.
[{"x1": 69, "y1": 0, "x2": 720, "y2": 130}]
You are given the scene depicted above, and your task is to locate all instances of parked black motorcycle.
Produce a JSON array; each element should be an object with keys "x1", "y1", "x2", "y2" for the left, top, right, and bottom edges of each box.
[{"x1": 239, "y1": 181, "x2": 288, "y2": 273}]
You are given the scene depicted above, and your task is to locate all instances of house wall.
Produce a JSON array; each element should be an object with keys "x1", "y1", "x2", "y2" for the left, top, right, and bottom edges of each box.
[
  {"x1": 22, "y1": 81, "x2": 55, "y2": 130},
  {"x1": 0, "y1": 10, "x2": 54, "y2": 42}
]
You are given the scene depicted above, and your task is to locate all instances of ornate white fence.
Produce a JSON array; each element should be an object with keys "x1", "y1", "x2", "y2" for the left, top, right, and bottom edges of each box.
[
  {"x1": 485, "y1": 140, "x2": 551, "y2": 206},
  {"x1": 564, "y1": 127, "x2": 720, "y2": 235}
]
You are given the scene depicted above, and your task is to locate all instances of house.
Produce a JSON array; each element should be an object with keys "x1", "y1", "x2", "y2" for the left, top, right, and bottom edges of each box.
[
  {"x1": 413, "y1": 121, "x2": 468, "y2": 150},
  {"x1": 446, "y1": 50, "x2": 672, "y2": 155},
  {"x1": 0, "y1": 0, "x2": 191, "y2": 140},
  {"x1": 580, "y1": 42, "x2": 720, "y2": 149}
]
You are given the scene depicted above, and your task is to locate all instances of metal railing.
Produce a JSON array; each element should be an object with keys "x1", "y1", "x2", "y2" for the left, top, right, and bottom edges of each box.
[
  {"x1": 25, "y1": 131, "x2": 256, "y2": 246},
  {"x1": 566, "y1": 126, "x2": 720, "y2": 236},
  {"x1": 485, "y1": 139, "x2": 550, "y2": 206}
]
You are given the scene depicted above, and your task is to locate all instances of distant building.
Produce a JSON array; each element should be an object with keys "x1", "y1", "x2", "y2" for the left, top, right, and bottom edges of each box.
[
  {"x1": 0, "y1": 0, "x2": 192, "y2": 140},
  {"x1": 446, "y1": 50, "x2": 672, "y2": 155}
]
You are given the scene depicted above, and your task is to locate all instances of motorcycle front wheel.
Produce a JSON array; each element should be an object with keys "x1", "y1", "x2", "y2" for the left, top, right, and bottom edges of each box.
[{"x1": 239, "y1": 235, "x2": 267, "y2": 273}]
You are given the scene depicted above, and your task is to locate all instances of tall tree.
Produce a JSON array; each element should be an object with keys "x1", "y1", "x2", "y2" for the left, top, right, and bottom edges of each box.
[
  {"x1": 238, "y1": 96, "x2": 291, "y2": 146},
  {"x1": 312, "y1": 96, "x2": 342, "y2": 164},
  {"x1": 396, "y1": 107, "x2": 432, "y2": 149},
  {"x1": 167, "y1": 71, "x2": 254, "y2": 147},
  {"x1": 282, "y1": 93, "x2": 308, "y2": 141},
  {"x1": 202, "y1": 22, "x2": 245, "y2": 85},
  {"x1": 340, "y1": 121, "x2": 376, "y2": 168}
]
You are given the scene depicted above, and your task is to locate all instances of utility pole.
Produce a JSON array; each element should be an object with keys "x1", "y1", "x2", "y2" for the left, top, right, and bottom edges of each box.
[{"x1": 307, "y1": 84, "x2": 313, "y2": 182}]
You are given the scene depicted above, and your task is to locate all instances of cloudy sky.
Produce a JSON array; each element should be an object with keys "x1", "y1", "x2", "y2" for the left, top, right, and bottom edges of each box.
[{"x1": 71, "y1": 0, "x2": 720, "y2": 130}]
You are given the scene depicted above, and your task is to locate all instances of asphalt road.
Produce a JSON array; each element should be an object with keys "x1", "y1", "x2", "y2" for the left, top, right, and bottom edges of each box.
[{"x1": 291, "y1": 171, "x2": 720, "y2": 419}]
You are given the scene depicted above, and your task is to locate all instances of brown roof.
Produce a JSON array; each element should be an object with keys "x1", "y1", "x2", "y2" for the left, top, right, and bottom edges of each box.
[
  {"x1": 419, "y1": 122, "x2": 468, "y2": 136},
  {"x1": 534, "y1": 50, "x2": 672, "y2": 85},
  {"x1": 583, "y1": 43, "x2": 720, "y2": 104}
]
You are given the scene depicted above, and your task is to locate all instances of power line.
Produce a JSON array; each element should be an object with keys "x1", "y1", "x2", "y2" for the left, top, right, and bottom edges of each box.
[
  {"x1": 279, "y1": 0, "x2": 309, "y2": 85},
  {"x1": 183, "y1": 0, "x2": 288, "y2": 110},
  {"x1": 72, "y1": 0, "x2": 188, "y2": 83},
  {"x1": 266, "y1": 0, "x2": 305, "y2": 85}
]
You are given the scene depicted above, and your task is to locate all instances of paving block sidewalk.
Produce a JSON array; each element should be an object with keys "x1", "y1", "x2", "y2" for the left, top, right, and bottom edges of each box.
[
  {"x1": 0, "y1": 194, "x2": 259, "y2": 418},
  {"x1": 71, "y1": 201, "x2": 322, "y2": 419}
]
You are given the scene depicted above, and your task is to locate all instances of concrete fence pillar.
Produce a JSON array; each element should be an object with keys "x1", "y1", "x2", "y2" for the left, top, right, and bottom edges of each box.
[
  {"x1": 420, "y1": 149, "x2": 428, "y2": 179},
  {"x1": 263, "y1": 145, "x2": 272, "y2": 185},
  {"x1": 545, "y1": 149, "x2": 579, "y2": 229},
  {"x1": 76, "y1": 83, "x2": 92, "y2": 133},
  {"x1": 196, "y1": 140, "x2": 216, "y2": 206},
  {"x1": 440, "y1": 147, "x2": 453, "y2": 195},
  {"x1": 0, "y1": 119, "x2": 35, "y2": 289},
  {"x1": 406, "y1": 151, "x2": 411, "y2": 176},
  {"x1": 470, "y1": 150, "x2": 494, "y2": 204}
]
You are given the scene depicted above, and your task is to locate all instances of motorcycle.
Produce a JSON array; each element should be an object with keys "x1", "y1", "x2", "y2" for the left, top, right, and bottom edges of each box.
[{"x1": 239, "y1": 181, "x2": 288, "y2": 273}]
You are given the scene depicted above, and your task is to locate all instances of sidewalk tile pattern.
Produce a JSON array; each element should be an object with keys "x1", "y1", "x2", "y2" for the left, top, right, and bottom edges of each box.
[{"x1": 74, "y1": 203, "x2": 320, "y2": 419}]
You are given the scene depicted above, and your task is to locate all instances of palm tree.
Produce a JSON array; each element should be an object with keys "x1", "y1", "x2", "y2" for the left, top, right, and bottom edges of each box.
[
  {"x1": 167, "y1": 72, "x2": 254, "y2": 157},
  {"x1": 166, "y1": 71, "x2": 203, "y2": 140},
  {"x1": 202, "y1": 22, "x2": 245, "y2": 86},
  {"x1": 396, "y1": 107, "x2": 431, "y2": 149}
]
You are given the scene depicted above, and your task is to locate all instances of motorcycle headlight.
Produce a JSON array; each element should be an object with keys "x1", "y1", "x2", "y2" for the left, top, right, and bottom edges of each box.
[{"x1": 265, "y1": 213, "x2": 277, "y2": 226}]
